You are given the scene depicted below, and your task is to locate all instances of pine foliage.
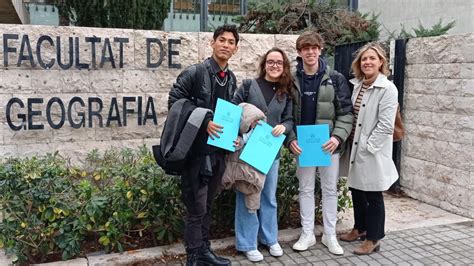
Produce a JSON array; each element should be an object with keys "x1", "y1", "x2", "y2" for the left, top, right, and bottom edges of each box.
[
  {"x1": 235, "y1": 0, "x2": 380, "y2": 54},
  {"x1": 397, "y1": 19, "x2": 456, "y2": 39},
  {"x1": 413, "y1": 19, "x2": 456, "y2": 37}
]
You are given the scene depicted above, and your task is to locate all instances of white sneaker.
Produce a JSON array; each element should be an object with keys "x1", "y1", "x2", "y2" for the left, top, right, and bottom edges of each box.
[
  {"x1": 321, "y1": 234, "x2": 344, "y2": 255},
  {"x1": 269, "y1": 243, "x2": 283, "y2": 257},
  {"x1": 244, "y1": 249, "x2": 263, "y2": 262},
  {"x1": 292, "y1": 231, "x2": 316, "y2": 251}
]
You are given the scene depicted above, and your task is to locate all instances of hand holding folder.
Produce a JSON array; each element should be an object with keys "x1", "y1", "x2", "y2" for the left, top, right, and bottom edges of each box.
[
  {"x1": 297, "y1": 124, "x2": 331, "y2": 167},
  {"x1": 207, "y1": 98, "x2": 242, "y2": 152},
  {"x1": 239, "y1": 122, "x2": 285, "y2": 175}
]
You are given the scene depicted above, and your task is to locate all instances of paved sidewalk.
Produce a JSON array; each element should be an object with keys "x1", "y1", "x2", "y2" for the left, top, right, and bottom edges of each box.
[
  {"x1": 1, "y1": 194, "x2": 472, "y2": 265},
  {"x1": 228, "y1": 221, "x2": 474, "y2": 265}
]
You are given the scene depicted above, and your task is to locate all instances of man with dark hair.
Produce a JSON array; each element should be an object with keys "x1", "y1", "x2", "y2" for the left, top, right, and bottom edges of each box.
[
  {"x1": 288, "y1": 31, "x2": 353, "y2": 255},
  {"x1": 168, "y1": 24, "x2": 239, "y2": 265}
]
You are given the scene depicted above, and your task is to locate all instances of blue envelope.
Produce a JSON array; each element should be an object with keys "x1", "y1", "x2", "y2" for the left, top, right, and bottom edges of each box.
[
  {"x1": 207, "y1": 98, "x2": 242, "y2": 152},
  {"x1": 297, "y1": 124, "x2": 331, "y2": 167},
  {"x1": 239, "y1": 122, "x2": 285, "y2": 175}
]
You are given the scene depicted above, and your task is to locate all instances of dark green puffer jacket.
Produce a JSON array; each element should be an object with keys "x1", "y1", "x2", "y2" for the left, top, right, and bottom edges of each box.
[{"x1": 286, "y1": 58, "x2": 353, "y2": 153}]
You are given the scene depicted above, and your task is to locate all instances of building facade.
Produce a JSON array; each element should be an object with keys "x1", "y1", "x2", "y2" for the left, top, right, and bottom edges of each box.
[
  {"x1": 358, "y1": 0, "x2": 473, "y2": 39},
  {"x1": 2, "y1": 0, "x2": 360, "y2": 32}
]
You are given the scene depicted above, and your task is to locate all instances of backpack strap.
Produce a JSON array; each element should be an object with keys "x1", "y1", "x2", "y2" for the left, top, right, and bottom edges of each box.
[
  {"x1": 191, "y1": 63, "x2": 205, "y2": 103},
  {"x1": 242, "y1": 79, "x2": 251, "y2": 101}
]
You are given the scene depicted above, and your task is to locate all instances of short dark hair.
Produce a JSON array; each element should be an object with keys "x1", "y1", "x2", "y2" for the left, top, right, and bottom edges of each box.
[{"x1": 213, "y1": 24, "x2": 240, "y2": 44}]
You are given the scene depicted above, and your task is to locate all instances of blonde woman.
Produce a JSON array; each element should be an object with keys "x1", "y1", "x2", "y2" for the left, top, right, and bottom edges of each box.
[{"x1": 339, "y1": 42, "x2": 399, "y2": 255}]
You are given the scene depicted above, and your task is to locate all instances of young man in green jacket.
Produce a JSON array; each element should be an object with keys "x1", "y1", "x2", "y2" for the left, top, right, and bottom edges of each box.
[{"x1": 288, "y1": 31, "x2": 353, "y2": 255}]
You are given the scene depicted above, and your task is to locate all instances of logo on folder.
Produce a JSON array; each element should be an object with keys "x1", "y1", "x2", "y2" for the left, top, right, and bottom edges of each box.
[
  {"x1": 259, "y1": 135, "x2": 273, "y2": 148},
  {"x1": 306, "y1": 133, "x2": 320, "y2": 144},
  {"x1": 221, "y1": 111, "x2": 234, "y2": 123}
]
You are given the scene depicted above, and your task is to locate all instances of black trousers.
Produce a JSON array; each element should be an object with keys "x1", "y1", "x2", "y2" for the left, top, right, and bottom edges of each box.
[
  {"x1": 350, "y1": 188, "x2": 385, "y2": 241},
  {"x1": 180, "y1": 152, "x2": 226, "y2": 253}
]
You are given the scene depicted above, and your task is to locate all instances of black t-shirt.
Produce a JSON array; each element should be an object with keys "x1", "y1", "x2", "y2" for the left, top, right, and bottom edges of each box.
[
  {"x1": 256, "y1": 77, "x2": 277, "y2": 105},
  {"x1": 212, "y1": 77, "x2": 228, "y2": 109},
  {"x1": 301, "y1": 73, "x2": 319, "y2": 125}
]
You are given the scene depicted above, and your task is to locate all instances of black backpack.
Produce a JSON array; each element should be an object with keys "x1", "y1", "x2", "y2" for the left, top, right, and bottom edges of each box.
[{"x1": 152, "y1": 64, "x2": 206, "y2": 175}]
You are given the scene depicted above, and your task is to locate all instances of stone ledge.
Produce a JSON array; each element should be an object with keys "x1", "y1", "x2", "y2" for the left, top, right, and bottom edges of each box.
[{"x1": 33, "y1": 258, "x2": 88, "y2": 266}]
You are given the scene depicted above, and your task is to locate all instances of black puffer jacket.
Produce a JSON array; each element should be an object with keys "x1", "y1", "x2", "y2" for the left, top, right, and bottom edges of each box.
[
  {"x1": 168, "y1": 57, "x2": 237, "y2": 110},
  {"x1": 168, "y1": 57, "x2": 238, "y2": 155}
]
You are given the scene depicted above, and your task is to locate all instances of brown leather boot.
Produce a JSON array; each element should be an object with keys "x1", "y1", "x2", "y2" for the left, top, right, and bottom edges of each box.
[
  {"x1": 339, "y1": 228, "x2": 366, "y2": 242},
  {"x1": 353, "y1": 240, "x2": 381, "y2": 255}
]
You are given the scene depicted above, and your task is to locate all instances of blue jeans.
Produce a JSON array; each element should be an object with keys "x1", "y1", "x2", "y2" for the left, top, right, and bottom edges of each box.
[{"x1": 235, "y1": 159, "x2": 280, "y2": 251}]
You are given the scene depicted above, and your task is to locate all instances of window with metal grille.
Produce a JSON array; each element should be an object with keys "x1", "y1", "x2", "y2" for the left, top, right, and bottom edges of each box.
[
  {"x1": 209, "y1": 0, "x2": 240, "y2": 15},
  {"x1": 173, "y1": 0, "x2": 241, "y2": 16},
  {"x1": 173, "y1": 0, "x2": 200, "y2": 13}
]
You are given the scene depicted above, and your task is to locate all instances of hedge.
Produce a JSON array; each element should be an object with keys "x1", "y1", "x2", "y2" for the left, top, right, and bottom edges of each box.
[{"x1": 0, "y1": 146, "x2": 351, "y2": 264}]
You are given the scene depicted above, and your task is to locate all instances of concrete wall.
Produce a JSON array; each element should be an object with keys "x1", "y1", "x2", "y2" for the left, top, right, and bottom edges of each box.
[
  {"x1": 0, "y1": 24, "x2": 298, "y2": 164},
  {"x1": 400, "y1": 33, "x2": 474, "y2": 218},
  {"x1": 12, "y1": 0, "x2": 30, "y2": 24},
  {"x1": 358, "y1": 0, "x2": 473, "y2": 39}
]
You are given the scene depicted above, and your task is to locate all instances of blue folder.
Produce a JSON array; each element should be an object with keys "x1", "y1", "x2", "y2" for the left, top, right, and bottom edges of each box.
[
  {"x1": 207, "y1": 98, "x2": 242, "y2": 152},
  {"x1": 239, "y1": 122, "x2": 285, "y2": 175},
  {"x1": 297, "y1": 124, "x2": 331, "y2": 167}
]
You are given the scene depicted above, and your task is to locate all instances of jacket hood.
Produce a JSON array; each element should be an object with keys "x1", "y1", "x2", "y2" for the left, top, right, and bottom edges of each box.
[{"x1": 238, "y1": 103, "x2": 266, "y2": 134}]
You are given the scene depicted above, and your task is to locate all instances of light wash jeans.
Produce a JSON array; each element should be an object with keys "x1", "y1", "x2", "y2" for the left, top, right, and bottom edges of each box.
[
  {"x1": 297, "y1": 153, "x2": 340, "y2": 236},
  {"x1": 235, "y1": 159, "x2": 280, "y2": 251}
]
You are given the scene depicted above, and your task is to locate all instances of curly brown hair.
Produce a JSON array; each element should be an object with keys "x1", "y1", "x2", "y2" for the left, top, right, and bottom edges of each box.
[{"x1": 258, "y1": 47, "x2": 294, "y2": 100}]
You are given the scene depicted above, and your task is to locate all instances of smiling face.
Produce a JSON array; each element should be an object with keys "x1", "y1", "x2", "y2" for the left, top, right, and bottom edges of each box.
[
  {"x1": 360, "y1": 48, "x2": 383, "y2": 79},
  {"x1": 211, "y1": 31, "x2": 238, "y2": 66},
  {"x1": 297, "y1": 45, "x2": 321, "y2": 68},
  {"x1": 264, "y1": 51, "x2": 284, "y2": 82}
]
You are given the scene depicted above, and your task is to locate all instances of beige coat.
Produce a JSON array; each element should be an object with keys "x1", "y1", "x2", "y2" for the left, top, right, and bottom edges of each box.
[
  {"x1": 221, "y1": 103, "x2": 267, "y2": 212},
  {"x1": 346, "y1": 73, "x2": 399, "y2": 191}
]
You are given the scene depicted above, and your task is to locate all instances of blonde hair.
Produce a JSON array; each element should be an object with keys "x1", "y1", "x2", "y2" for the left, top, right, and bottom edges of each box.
[{"x1": 351, "y1": 42, "x2": 390, "y2": 80}]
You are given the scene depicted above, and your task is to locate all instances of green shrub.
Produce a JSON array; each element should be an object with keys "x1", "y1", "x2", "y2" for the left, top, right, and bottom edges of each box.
[
  {"x1": 0, "y1": 147, "x2": 184, "y2": 264},
  {"x1": 0, "y1": 153, "x2": 82, "y2": 263},
  {"x1": 0, "y1": 146, "x2": 351, "y2": 264}
]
